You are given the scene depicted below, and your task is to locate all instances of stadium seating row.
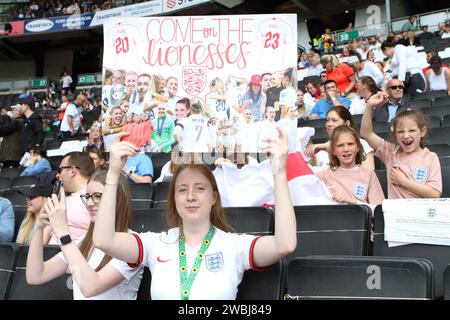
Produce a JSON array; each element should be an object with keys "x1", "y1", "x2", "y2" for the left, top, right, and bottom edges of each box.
[{"x1": 2, "y1": 204, "x2": 450, "y2": 299}]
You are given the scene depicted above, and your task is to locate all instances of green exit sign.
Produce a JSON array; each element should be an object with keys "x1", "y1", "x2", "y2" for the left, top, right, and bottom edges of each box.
[
  {"x1": 77, "y1": 74, "x2": 96, "y2": 85},
  {"x1": 31, "y1": 78, "x2": 48, "y2": 88}
]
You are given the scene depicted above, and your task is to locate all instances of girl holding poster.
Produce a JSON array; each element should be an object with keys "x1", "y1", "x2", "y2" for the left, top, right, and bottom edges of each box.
[{"x1": 93, "y1": 128, "x2": 297, "y2": 300}]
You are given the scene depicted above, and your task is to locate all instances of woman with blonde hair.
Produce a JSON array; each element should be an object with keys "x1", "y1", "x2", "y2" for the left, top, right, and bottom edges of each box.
[
  {"x1": 320, "y1": 54, "x2": 357, "y2": 98},
  {"x1": 16, "y1": 177, "x2": 54, "y2": 244}
]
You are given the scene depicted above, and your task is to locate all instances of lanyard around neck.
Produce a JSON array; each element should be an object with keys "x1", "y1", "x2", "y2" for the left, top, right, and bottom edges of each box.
[{"x1": 179, "y1": 225, "x2": 214, "y2": 300}]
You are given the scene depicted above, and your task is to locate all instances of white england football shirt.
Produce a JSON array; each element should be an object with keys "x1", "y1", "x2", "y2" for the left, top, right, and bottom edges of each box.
[
  {"x1": 107, "y1": 22, "x2": 144, "y2": 72},
  {"x1": 256, "y1": 18, "x2": 295, "y2": 71},
  {"x1": 57, "y1": 244, "x2": 143, "y2": 300},
  {"x1": 179, "y1": 114, "x2": 211, "y2": 152},
  {"x1": 137, "y1": 227, "x2": 259, "y2": 300}
]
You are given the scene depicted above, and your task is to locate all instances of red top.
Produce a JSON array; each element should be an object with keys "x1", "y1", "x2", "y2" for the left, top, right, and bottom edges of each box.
[{"x1": 326, "y1": 63, "x2": 355, "y2": 94}]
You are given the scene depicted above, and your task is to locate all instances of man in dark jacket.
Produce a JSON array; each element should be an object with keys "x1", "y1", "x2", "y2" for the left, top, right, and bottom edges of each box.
[
  {"x1": 372, "y1": 79, "x2": 410, "y2": 122},
  {"x1": 19, "y1": 95, "x2": 44, "y2": 155},
  {"x1": 0, "y1": 104, "x2": 23, "y2": 167}
]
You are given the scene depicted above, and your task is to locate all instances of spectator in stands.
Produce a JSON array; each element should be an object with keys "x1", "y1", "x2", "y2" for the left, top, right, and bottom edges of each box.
[
  {"x1": 121, "y1": 150, "x2": 153, "y2": 184},
  {"x1": 361, "y1": 94, "x2": 442, "y2": 199},
  {"x1": 349, "y1": 76, "x2": 380, "y2": 115},
  {"x1": 49, "y1": 152, "x2": 95, "y2": 244},
  {"x1": 26, "y1": 169, "x2": 143, "y2": 299},
  {"x1": 306, "y1": 105, "x2": 374, "y2": 170},
  {"x1": 425, "y1": 56, "x2": 450, "y2": 95},
  {"x1": 20, "y1": 95, "x2": 44, "y2": 156},
  {"x1": 418, "y1": 25, "x2": 434, "y2": 41},
  {"x1": 86, "y1": 123, "x2": 104, "y2": 151},
  {"x1": 306, "y1": 52, "x2": 324, "y2": 77},
  {"x1": 151, "y1": 104, "x2": 175, "y2": 153},
  {"x1": 60, "y1": 71, "x2": 73, "y2": 95},
  {"x1": 59, "y1": 93, "x2": 81, "y2": 141},
  {"x1": 309, "y1": 80, "x2": 351, "y2": 120},
  {"x1": 442, "y1": 23, "x2": 450, "y2": 39},
  {"x1": 304, "y1": 79, "x2": 322, "y2": 111},
  {"x1": 381, "y1": 41, "x2": 426, "y2": 97},
  {"x1": 404, "y1": 31, "x2": 421, "y2": 47},
  {"x1": 81, "y1": 98, "x2": 101, "y2": 133},
  {"x1": 434, "y1": 22, "x2": 446, "y2": 38},
  {"x1": 296, "y1": 88, "x2": 309, "y2": 120},
  {"x1": 297, "y1": 52, "x2": 310, "y2": 68},
  {"x1": 0, "y1": 197, "x2": 14, "y2": 242},
  {"x1": 353, "y1": 54, "x2": 385, "y2": 88},
  {"x1": 316, "y1": 125, "x2": 384, "y2": 206},
  {"x1": 16, "y1": 173, "x2": 54, "y2": 244},
  {"x1": 84, "y1": 145, "x2": 107, "y2": 170},
  {"x1": 320, "y1": 28, "x2": 336, "y2": 53},
  {"x1": 320, "y1": 54, "x2": 356, "y2": 98},
  {"x1": 20, "y1": 148, "x2": 51, "y2": 177},
  {"x1": 365, "y1": 50, "x2": 376, "y2": 63},
  {"x1": 0, "y1": 104, "x2": 23, "y2": 168},
  {"x1": 372, "y1": 79, "x2": 410, "y2": 123},
  {"x1": 344, "y1": 22, "x2": 353, "y2": 32},
  {"x1": 401, "y1": 16, "x2": 417, "y2": 32},
  {"x1": 93, "y1": 127, "x2": 296, "y2": 300}
]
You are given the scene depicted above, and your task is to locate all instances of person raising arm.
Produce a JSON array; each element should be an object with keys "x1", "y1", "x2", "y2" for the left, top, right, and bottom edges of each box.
[{"x1": 93, "y1": 130, "x2": 296, "y2": 300}]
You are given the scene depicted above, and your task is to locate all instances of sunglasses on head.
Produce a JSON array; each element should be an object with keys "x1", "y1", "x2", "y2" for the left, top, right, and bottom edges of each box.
[{"x1": 389, "y1": 85, "x2": 404, "y2": 90}]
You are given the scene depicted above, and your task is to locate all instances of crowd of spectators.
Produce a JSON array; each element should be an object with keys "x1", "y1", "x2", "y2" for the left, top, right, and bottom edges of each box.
[{"x1": 13, "y1": 0, "x2": 147, "y2": 20}]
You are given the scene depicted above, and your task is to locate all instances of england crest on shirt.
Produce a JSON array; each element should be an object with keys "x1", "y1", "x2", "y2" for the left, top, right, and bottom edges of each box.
[
  {"x1": 353, "y1": 183, "x2": 367, "y2": 200},
  {"x1": 205, "y1": 252, "x2": 223, "y2": 273},
  {"x1": 413, "y1": 167, "x2": 429, "y2": 183}
]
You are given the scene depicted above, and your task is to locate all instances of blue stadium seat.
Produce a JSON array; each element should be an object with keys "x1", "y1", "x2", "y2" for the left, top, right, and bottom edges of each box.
[{"x1": 285, "y1": 256, "x2": 434, "y2": 300}]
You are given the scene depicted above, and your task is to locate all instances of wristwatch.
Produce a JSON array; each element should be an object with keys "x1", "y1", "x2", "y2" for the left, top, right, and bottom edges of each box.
[{"x1": 60, "y1": 234, "x2": 72, "y2": 246}]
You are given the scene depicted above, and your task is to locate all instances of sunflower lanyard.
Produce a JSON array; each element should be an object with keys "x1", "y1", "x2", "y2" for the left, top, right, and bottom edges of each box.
[{"x1": 179, "y1": 225, "x2": 214, "y2": 300}]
